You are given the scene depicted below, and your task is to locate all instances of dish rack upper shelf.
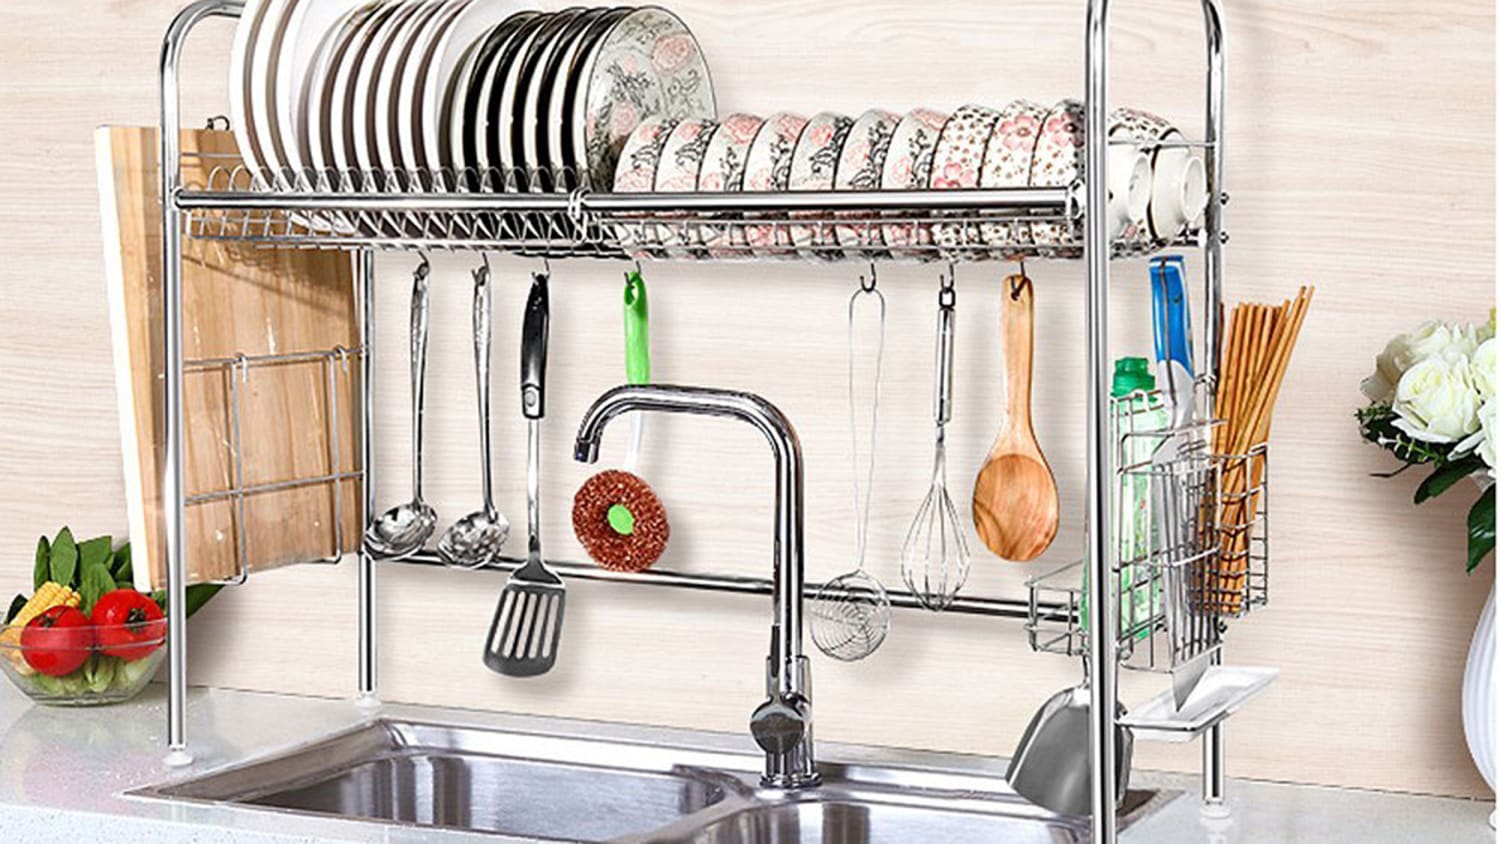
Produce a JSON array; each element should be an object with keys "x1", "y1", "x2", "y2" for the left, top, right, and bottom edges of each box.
[{"x1": 176, "y1": 154, "x2": 1209, "y2": 261}]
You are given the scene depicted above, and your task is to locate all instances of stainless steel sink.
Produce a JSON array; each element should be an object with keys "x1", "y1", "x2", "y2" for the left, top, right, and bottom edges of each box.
[{"x1": 134, "y1": 718, "x2": 1169, "y2": 843}]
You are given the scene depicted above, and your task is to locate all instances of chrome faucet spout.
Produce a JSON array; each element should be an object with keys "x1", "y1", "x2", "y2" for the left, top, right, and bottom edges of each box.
[{"x1": 573, "y1": 384, "x2": 820, "y2": 789}]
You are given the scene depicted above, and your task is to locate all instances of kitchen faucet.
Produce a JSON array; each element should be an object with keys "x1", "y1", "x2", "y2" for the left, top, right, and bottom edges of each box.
[{"x1": 574, "y1": 385, "x2": 821, "y2": 789}]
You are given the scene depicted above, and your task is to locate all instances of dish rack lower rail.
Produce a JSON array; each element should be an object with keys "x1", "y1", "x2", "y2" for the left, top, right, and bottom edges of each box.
[{"x1": 175, "y1": 159, "x2": 1206, "y2": 261}]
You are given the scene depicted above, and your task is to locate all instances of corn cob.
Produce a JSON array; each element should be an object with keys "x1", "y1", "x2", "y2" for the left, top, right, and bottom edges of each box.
[{"x1": 2, "y1": 582, "x2": 82, "y2": 674}]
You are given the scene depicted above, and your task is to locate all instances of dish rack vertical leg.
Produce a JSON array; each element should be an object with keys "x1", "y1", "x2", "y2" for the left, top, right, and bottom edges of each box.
[
  {"x1": 1083, "y1": 2, "x2": 1118, "y2": 841},
  {"x1": 1200, "y1": 0, "x2": 1229, "y2": 818},
  {"x1": 159, "y1": 0, "x2": 242, "y2": 769},
  {"x1": 357, "y1": 247, "x2": 380, "y2": 710}
]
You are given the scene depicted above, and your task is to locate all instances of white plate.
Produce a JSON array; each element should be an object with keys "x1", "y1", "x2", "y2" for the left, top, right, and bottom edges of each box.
[
  {"x1": 248, "y1": 0, "x2": 299, "y2": 179},
  {"x1": 832, "y1": 108, "x2": 899, "y2": 254},
  {"x1": 374, "y1": 1, "x2": 446, "y2": 178},
  {"x1": 350, "y1": 1, "x2": 424, "y2": 177},
  {"x1": 229, "y1": 0, "x2": 275, "y2": 181},
  {"x1": 531, "y1": 8, "x2": 616, "y2": 191},
  {"x1": 548, "y1": 6, "x2": 629, "y2": 189},
  {"x1": 274, "y1": 0, "x2": 370, "y2": 181},
  {"x1": 420, "y1": 0, "x2": 523, "y2": 186},
  {"x1": 326, "y1": 2, "x2": 404, "y2": 178},
  {"x1": 395, "y1": 0, "x2": 469, "y2": 182},
  {"x1": 503, "y1": 9, "x2": 586, "y2": 187},
  {"x1": 450, "y1": 12, "x2": 538, "y2": 189},
  {"x1": 301, "y1": 3, "x2": 376, "y2": 178},
  {"x1": 475, "y1": 12, "x2": 549, "y2": 188}
]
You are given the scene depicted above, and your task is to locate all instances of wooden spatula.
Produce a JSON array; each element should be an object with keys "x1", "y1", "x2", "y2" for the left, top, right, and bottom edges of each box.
[{"x1": 972, "y1": 274, "x2": 1059, "y2": 562}]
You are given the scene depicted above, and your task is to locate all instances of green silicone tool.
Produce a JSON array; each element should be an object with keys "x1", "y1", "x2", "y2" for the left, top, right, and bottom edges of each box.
[{"x1": 624, "y1": 271, "x2": 651, "y2": 387}]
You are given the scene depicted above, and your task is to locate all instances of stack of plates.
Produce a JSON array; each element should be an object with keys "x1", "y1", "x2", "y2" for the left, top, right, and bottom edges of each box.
[{"x1": 229, "y1": 1, "x2": 716, "y2": 194}]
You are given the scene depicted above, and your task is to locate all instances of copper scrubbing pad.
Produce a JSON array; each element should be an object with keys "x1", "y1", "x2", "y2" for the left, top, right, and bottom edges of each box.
[{"x1": 572, "y1": 469, "x2": 669, "y2": 572}]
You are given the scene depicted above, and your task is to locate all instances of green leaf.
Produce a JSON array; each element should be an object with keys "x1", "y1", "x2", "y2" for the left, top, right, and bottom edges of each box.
[
  {"x1": 148, "y1": 583, "x2": 222, "y2": 619},
  {"x1": 1416, "y1": 458, "x2": 1486, "y2": 505},
  {"x1": 78, "y1": 562, "x2": 116, "y2": 615},
  {"x1": 1468, "y1": 486, "x2": 1496, "y2": 573},
  {"x1": 49, "y1": 528, "x2": 77, "y2": 587},
  {"x1": 77, "y1": 535, "x2": 111, "y2": 571},
  {"x1": 85, "y1": 655, "x2": 116, "y2": 694},
  {"x1": 110, "y1": 543, "x2": 133, "y2": 584},
  {"x1": 4, "y1": 594, "x2": 26, "y2": 625},
  {"x1": 32, "y1": 536, "x2": 50, "y2": 591}
]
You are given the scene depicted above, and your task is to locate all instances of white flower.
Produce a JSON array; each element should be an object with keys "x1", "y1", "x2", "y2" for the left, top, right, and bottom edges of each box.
[
  {"x1": 1362, "y1": 321, "x2": 1484, "y2": 404},
  {"x1": 1457, "y1": 397, "x2": 1497, "y2": 479},
  {"x1": 1392, "y1": 352, "x2": 1482, "y2": 443},
  {"x1": 1472, "y1": 338, "x2": 1497, "y2": 400}
]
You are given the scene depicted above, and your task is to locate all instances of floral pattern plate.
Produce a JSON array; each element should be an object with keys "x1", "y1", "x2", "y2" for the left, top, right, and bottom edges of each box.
[
  {"x1": 931, "y1": 104, "x2": 1003, "y2": 253},
  {"x1": 879, "y1": 108, "x2": 948, "y2": 256},
  {"x1": 1028, "y1": 99, "x2": 1085, "y2": 254},
  {"x1": 697, "y1": 113, "x2": 764, "y2": 257},
  {"x1": 612, "y1": 115, "x2": 681, "y2": 256},
  {"x1": 742, "y1": 112, "x2": 808, "y2": 258},
  {"x1": 787, "y1": 112, "x2": 854, "y2": 258},
  {"x1": 653, "y1": 117, "x2": 717, "y2": 255},
  {"x1": 833, "y1": 108, "x2": 899, "y2": 257},
  {"x1": 979, "y1": 99, "x2": 1047, "y2": 254},
  {"x1": 582, "y1": 7, "x2": 716, "y2": 192}
]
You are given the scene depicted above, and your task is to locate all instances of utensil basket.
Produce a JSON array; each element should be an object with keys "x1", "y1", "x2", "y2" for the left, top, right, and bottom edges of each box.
[{"x1": 1027, "y1": 382, "x2": 1270, "y2": 672}]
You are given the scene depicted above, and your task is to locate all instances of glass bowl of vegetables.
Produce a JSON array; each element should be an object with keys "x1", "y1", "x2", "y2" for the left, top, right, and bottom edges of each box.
[{"x1": 0, "y1": 589, "x2": 166, "y2": 706}]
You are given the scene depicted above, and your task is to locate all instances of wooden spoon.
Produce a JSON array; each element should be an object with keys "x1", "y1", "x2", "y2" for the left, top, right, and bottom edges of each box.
[{"x1": 972, "y1": 274, "x2": 1059, "y2": 562}]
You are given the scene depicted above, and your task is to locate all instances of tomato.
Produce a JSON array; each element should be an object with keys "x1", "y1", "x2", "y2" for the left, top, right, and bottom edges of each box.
[
  {"x1": 90, "y1": 590, "x2": 166, "y2": 662},
  {"x1": 20, "y1": 606, "x2": 93, "y2": 677}
]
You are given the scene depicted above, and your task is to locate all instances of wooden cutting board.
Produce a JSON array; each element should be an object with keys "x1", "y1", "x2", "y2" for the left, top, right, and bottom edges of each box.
[{"x1": 95, "y1": 127, "x2": 362, "y2": 590}]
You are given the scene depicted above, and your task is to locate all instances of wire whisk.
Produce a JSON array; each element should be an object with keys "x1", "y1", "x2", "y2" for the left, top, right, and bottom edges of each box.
[{"x1": 902, "y1": 272, "x2": 971, "y2": 610}]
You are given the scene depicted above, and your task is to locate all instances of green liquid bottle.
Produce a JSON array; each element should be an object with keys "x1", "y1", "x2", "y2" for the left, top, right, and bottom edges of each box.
[{"x1": 1081, "y1": 358, "x2": 1166, "y2": 642}]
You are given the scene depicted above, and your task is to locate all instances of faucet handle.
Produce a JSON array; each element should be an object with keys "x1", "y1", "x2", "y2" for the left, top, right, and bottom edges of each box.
[{"x1": 750, "y1": 692, "x2": 810, "y2": 756}]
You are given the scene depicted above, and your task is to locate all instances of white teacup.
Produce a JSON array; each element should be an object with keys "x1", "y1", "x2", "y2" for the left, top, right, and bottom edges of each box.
[
  {"x1": 1107, "y1": 145, "x2": 1152, "y2": 241},
  {"x1": 1150, "y1": 140, "x2": 1208, "y2": 241}
]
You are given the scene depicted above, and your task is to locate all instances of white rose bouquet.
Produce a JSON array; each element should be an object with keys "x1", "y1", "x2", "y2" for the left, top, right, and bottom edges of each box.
[{"x1": 1358, "y1": 311, "x2": 1496, "y2": 571}]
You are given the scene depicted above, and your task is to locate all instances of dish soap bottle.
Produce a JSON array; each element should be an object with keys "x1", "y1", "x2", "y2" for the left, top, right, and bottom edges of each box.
[{"x1": 1081, "y1": 358, "x2": 1167, "y2": 642}]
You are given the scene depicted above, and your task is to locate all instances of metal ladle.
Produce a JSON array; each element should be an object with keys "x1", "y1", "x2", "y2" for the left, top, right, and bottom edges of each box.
[
  {"x1": 365, "y1": 257, "x2": 438, "y2": 560},
  {"x1": 439, "y1": 257, "x2": 510, "y2": 568}
]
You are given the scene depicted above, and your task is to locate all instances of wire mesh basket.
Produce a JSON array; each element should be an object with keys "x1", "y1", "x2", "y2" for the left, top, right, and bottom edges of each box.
[{"x1": 1026, "y1": 380, "x2": 1270, "y2": 672}]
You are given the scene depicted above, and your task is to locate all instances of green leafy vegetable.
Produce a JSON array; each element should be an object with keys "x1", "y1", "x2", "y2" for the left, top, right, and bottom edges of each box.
[
  {"x1": 78, "y1": 562, "x2": 116, "y2": 615},
  {"x1": 111, "y1": 543, "x2": 133, "y2": 585},
  {"x1": 4, "y1": 594, "x2": 26, "y2": 624},
  {"x1": 32, "y1": 536, "x2": 49, "y2": 591},
  {"x1": 49, "y1": 527, "x2": 77, "y2": 587},
  {"x1": 83, "y1": 655, "x2": 117, "y2": 694},
  {"x1": 1468, "y1": 487, "x2": 1495, "y2": 573},
  {"x1": 77, "y1": 535, "x2": 111, "y2": 572},
  {"x1": 148, "y1": 583, "x2": 223, "y2": 619}
]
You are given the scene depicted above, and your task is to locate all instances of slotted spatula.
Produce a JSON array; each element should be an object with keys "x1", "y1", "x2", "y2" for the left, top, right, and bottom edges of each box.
[{"x1": 483, "y1": 271, "x2": 565, "y2": 677}]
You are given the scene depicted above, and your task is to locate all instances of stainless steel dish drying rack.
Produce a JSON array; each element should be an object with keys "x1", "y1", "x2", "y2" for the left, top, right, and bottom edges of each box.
[{"x1": 157, "y1": 1, "x2": 1241, "y2": 841}]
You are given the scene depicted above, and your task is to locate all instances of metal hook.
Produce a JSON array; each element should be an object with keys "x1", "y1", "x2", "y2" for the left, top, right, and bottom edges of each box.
[
  {"x1": 472, "y1": 252, "x2": 491, "y2": 285},
  {"x1": 1009, "y1": 266, "x2": 1032, "y2": 301},
  {"x1": 938, "y1": 264, "x2": 957, "y2": 308},
  {"x1": 233, "y1": 352, "x2": 250, "y2": 384},
  {"x1": 204, "y1": 115, "x2": 231, "y2": 132},
  {"x1": 859, "y1": 263, "x2": 879, "y2": 294},
  {"x1": 414, "y1": 251, "x2": 431, "y2": 281},
  {"x1": 540, "y1": 257, "x2": 552, "y2": 279}
]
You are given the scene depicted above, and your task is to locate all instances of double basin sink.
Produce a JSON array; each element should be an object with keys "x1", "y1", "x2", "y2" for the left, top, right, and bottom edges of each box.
[{"x1": 135, "y1": 718, "x2": 1165, "y2": 842}]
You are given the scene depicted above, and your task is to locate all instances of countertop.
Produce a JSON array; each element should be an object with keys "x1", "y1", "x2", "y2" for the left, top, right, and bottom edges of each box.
[{"x1": 0, "y1": 683, "x2": 1491, "y2": 843}]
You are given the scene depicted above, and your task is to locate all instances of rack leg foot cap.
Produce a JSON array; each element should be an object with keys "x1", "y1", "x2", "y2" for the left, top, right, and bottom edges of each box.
[
  {"x1": 355, "y1": 692, "x2": 382, "y2": 712},
  {"x1": 1200, "y1": 801, "x2": 1232, "y2": 821},
  {"x1": 164, "y1": 748, "x2": 194, "y2": 768}
]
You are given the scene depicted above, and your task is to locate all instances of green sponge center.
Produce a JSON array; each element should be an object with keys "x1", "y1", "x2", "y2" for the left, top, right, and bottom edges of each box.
[{"x1": 607, "y1": 504, "x2": 636, "y2": 536}]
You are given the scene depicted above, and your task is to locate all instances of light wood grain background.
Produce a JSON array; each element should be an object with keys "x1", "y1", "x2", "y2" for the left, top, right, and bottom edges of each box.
[{"x1": 0, "y1": 0, "x2": 1494, "y2": 800}]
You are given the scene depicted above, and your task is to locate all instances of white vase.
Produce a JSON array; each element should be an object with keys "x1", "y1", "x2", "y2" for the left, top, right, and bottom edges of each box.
[{"x1": 1462, "y1": 581, "x2": 1495, "y2": 826}]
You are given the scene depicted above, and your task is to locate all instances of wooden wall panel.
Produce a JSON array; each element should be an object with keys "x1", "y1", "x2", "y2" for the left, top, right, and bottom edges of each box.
[{"x1": 0, "y1": 0, "x2": 1492, "y2": 798}]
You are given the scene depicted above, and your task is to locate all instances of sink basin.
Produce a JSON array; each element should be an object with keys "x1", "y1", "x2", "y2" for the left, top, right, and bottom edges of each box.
[
  {"x1": 135, "y1": 718, "x2": 1169, "y2": 842},
  {"x1": 136, "y1": 720, "x2": 737, "y2": 842}
]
